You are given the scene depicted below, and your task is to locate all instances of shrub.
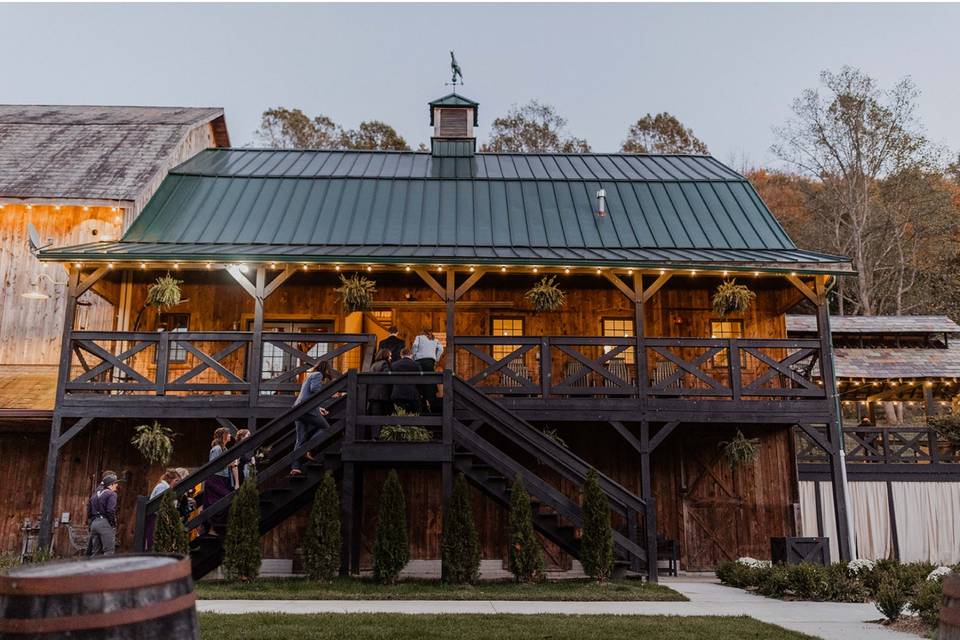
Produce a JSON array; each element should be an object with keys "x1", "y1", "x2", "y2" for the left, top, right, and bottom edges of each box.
[
  {"x1": 507, "y1": 475, "x2": 544, "y2": 583},
  {"x1": 929, "y1": 413, "x2": 960, "y2": 446},
  {"x1": 222, "y1": 478, "x2": 261, "y2": 581},
  {"x1": 372, "y1": 470, "x2": 409, "y2": 584},
  {"x1": 378, "y1": 424, "x2": 432, "y2": 442},
  {"x1": 580, "y1": 469, "x2": 614, "y2": 582},
  {"x1": 716, "y1": 558, "x2": 767, "y2": 589},
  {"x1": 787, "y1": 562, "x2": 829, "y2": 600},
  {"x1": 153, "y1": 489, "x2": 189, "y2": 555},
  {"x1": 756, "y1": 564, "x2": 791, "y2": 598},
  {"x1": 0, "y1": 552, "x2": 18, "y2": 574},
  {"x1": 824, "y1": 562, "x2": 868, "y2": 602},
  {"x1": 909, "y1": 577, "x2": 945, "y2": 628},
  {"x1": 302, "y1": 472, "x2": 341, "y2": 581},
  {"x1": 442, "y1": 473, "x2": 481, "y2": 584},
  {"x1": 875, "y1": 576, "x2": 907, "y2": 622}
]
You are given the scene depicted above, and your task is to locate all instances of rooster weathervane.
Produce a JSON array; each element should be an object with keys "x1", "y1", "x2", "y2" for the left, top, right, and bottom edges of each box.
[{"x1": 447, "y1": 51, "x2": 464, "y2": 90}]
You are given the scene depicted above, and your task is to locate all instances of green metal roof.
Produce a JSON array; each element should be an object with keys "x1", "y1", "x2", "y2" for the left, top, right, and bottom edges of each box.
[{"x1": 40, "y1": 148, "x2": 852, "y2": 273}]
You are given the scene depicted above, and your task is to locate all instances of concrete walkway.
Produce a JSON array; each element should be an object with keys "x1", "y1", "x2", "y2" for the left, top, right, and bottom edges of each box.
[{"x1": 196, "y1": 578, "x2": 919, "y2": 640}]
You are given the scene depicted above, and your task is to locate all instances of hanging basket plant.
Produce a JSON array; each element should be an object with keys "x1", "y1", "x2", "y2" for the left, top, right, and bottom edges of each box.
[
  {"x1": 525, "y1": 275, "x2": 567, "y2": 312},
  {"x1": 929, "y1": 414, "x2": 960, "y2": 447},
  {"x1": 712, "y1": 279, "x2": 756, "y2": 317},
  {"x1": 335, "y1": 273, "x2": 376, "y2": 312},
  {"x1": 131, "y1": 421, "x2": 176, "y2": 466},
  {"x1": 379, "y1": 408, "x2": 432, "y2": 442},
  {"x1": 133, "y1": 274, "x2": 184, "y2": 331},
  {"x1": 719, "y1": 430, "x2": 760, "y2": 468}
]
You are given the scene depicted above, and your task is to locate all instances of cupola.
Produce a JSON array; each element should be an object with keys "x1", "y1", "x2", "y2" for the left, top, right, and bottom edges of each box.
[{"x1": 428, "y1": 93, "x2": 479, "y2": 158}]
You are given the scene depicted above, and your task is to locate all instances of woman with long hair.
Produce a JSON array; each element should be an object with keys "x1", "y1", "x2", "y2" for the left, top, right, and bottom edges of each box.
[
  {"x1": 203, "y1": 427, "x2": 233, "y2": 535},
  {"x1": 365, "y1": 348, "x2": 393, "y2": 417},
  {"x1": 234, "y1": 428, "x2": 255, "y2": 485},
  {"x1": 144, "y1": 468, "x2": 181, "y2": 550}
]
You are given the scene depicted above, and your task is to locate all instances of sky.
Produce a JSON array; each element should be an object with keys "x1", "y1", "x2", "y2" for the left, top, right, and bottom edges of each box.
[{"x1": 2, "y1": 3, "x2": 959, "y2": 167}]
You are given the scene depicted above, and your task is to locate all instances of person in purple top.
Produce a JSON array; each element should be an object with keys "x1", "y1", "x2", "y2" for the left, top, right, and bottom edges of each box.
[{"x1": 86, "y1": 471, "x2": 121, "y2": 555}]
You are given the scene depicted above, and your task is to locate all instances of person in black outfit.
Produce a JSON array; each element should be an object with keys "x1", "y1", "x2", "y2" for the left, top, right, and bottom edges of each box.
[
  {"x1": 86, "y1": 471, "x2": 121, "y2": 556},
  {"x1": 365, "y1": 348, "x2": 393, "y2": 416},
  {"x1": 379, "y1": 327, "x2": 405, "y2": 363},
  {"x1": 390, "y1": 348, "x2": 422, "y2": 414}
]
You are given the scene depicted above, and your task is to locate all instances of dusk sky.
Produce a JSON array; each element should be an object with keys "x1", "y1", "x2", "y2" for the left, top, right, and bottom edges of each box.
[{"x1": 2, "y1": 3, "x2": 959, "y2": 167}]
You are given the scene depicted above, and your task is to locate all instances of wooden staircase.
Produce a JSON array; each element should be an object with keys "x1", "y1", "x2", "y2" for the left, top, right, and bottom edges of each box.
[{"x1": 134, "y1": 371, "x2": 652, "y2": 579}]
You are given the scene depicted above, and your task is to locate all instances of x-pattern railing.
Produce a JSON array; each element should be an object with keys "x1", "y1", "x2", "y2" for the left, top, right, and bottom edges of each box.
[{"x1": 796, "y1": 425, "x2": 960, "y2": 464}]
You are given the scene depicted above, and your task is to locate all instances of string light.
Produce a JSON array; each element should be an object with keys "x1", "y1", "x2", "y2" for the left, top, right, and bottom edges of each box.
[
  {"x1": 437, "y1": 265, "x2": 444, "y2": 272},
  {"x1": 140, "y1": 263, "x2": 146, "y2": 270},
  {"x1": 533, "y1": 267, "x2": 539, "y2": 274},
  {"x1": 238, "y1": 264, "x2": 248, "y2": 274},
  {"x1": 82, "y1": 206, "x2": 88, "y2": 212},
  {"x1": 753, "y1": 271, "x2": 760, "y2": 277},
  {"x1": 26, "y1": 205, "x2": 32, "y2": 211},
  {"x1": 627, "y1": 269, "x2": 634, "y2": 276},
  {"x1": 723, "y1": 271, "x2": 729, "y2": 277},
  {"x1": 270, "y1": 262, "x2": 277, "y2": 269},
  {"x1": 206, "y1": 262, "x2": 212, "y2": 269},
  {"x1": 303, "y1": 264, "x2": 310, "y2": 271},
  {"x1": 500, "y1": 266, "x2": 507, "y2": 273},
  {"x1": 405, "y1": 266, "x2": 412, "y2": 272},
  {"x1": 111, "y1": 206, "x2": 118, "y2": 212},
  {"x1": 334, "y1": 265, "x2": 341, "y2": 271},
  {"x1": 690, "y1": 270, "x2": 697, "y2": 276},
  {"x1": 469, "y1": 266, "x2": 476, "y2": 272},
  {"x1": 107, "y1": 263, "x2": 114, "y2": 269},
  {"x1": 54, "y1": 205, "x2": 61, "y2": 211},
  {"x1": 659, "y1": 269, "x2": 666, "y2": 275},
  {"x1": 564, "y1": 267, "x2": 571, "y2": 274},
  {"x1": 366, "y1": 265, "x2": 373, "y2": 272},
  {"x1": 595, "y1": 268, "x2": 602, "y2": 275}
]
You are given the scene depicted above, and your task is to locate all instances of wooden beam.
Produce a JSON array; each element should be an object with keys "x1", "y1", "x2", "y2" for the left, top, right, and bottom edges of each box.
[
  {"x1": 73, "y1": 266, "x2": 110, "y2": 298},
  {"x1": 414, "y1": 269, "x2": 447, "y2": 300},
  {"x1": 648, "y1": 421, "x2": 679, "y2": 452},
  {"x1": 786, "y1": 275, "x2": 818, "y2": 306},
  {"x1": 226, "y1": 265, "x2": 258, "y2": 299},
  {"x1": 609, "y1": 421, "x2": 643, "y2": 454},
  {"x1": 603, "y1": 272, "x2": 636, "y2": 302},
  {"x1": 641, "y1": 273, "x2": 672, "y2": 303},
  {"x1": 56, "y1": 417, "x2": 94, "y2": 448},
  {"x1": 454, "y1": 270, "x2": 485, "y2": 301},
  {"x1": 446, "y1": 270, "x2": 456, "y2": 372},
  {"x1": 263, "y1": 265, "x2": 297, "y2": 299}
]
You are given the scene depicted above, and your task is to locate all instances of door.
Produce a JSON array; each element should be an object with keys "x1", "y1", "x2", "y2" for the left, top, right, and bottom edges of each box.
[
  {"x1": 257, "y1": 320, "x2": 335, "y2": 386},
  {"x1": 680, "y1": 434, "x2": 747, "y2": 571}
]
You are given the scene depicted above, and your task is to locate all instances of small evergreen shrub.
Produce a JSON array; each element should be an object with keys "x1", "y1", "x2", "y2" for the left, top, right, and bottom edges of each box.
[
  {"x1": 909, "y1": 577, "x2": 945, "y2": 628},
  {"x1": 372, "y1": 470, "x2": 409, "y2": 584},
  {"x1": 580, "y1": 469, "x2": 614, "y2": 582},
  {"x1": 442, "y1": 473, "x2": 481, "y2": 584},
  {"x1": 507, "y1": 474, "x2": 544, "y2": 583},
  {"x1": 875, "y1": 576, "x2": 907, "y2": 622},
  {"x1": 823, "y1": 562, "x2": 867, "y2": 602},
  {"x1": 787, "y1": 562, "x2": 829, "y2": 600},
  {"x1": 302, "y1": 472, "x2": 341, "y2": 581},
  {"x1": 153, "y1": 489, "x2": 189, "y2": 555},
  {"x1": 222, "y1": 478, "x2": 261, "y2": 582},
  {"x1": 756, "y1": 564, "x2": 791, "y2": 598}
]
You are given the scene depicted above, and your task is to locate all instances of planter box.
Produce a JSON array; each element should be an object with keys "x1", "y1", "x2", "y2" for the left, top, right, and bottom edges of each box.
[{"x1": 770, "y1": 537, "x2": 829, "y2": 565}]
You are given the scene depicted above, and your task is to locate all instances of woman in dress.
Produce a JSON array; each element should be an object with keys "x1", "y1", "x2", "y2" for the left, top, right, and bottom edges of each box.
[
  {"x1": 203, "y1": 427, "x2": 233, "y2": 536},
  {"x1": 365, "y1": 348, "x2": 393, "y2": 417}
]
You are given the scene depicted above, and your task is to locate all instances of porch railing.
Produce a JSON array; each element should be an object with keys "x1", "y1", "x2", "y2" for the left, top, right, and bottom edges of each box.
[
  {"x1": 453, "y1": 336, "x2": 825, "y2": 401},
  {"x1": 796, "y1": 425, "x2": 960, "y2": 465},
  {"x1": 62, "y1": 330, "x2": 375, "y2": 400}
]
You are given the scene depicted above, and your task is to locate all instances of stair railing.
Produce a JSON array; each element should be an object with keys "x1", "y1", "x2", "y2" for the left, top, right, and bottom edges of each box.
[{"x1": 133, "y1": 374, "x2": 349, "y2": 550}]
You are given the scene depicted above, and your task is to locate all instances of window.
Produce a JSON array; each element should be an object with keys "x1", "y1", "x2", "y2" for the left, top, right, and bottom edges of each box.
[
  {"x1": 601, "y1": 318, "x2": 635, "y2": 364},
  {"x1": 491, "y1": 317, "x2": 524, "y2": 362},
  {"x1": 710, "y1": 320, "x2": 744, "y2": 368},
  {"x1": 158, "y1": 313, "x2": 189, "y2": 363}
]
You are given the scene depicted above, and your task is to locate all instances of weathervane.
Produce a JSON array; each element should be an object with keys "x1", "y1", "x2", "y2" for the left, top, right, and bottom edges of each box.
[{"x1": 447, "y1": 51, "x2": 464, "y2": 91}]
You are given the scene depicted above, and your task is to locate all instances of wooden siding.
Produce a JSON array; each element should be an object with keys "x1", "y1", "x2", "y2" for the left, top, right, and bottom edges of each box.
[{"x1": 0, "y1": 205, "x2": 119, "y2": 368}]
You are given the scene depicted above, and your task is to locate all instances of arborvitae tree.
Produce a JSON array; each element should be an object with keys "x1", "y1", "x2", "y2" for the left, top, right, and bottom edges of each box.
[
  {"x1": 303, "y1": 472, "x2": 341, "y2": 581},
  {"x1": 372, "y1": 469, "x2": 409, "y2": 584},
  {"x1": 580, "y1": 469, "x2": 614, "y2": 582},
  {"x1": 222, "y1": 478, "x2": 261, "y2": 581},
  {"x1": 442, "y1": 473, "x2": 481, "y2": 584},
  {"x1": 507, "y1": 474, "x2": 544, "y2": 583},
  {"x1": 153, "y1": 489, "x2": 189, "y2": 555}
]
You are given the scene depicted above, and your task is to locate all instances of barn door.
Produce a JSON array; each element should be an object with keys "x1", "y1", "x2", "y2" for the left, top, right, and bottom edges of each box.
[{"x1": 681, "y1": 437, "x2": 746, "y2": 571}]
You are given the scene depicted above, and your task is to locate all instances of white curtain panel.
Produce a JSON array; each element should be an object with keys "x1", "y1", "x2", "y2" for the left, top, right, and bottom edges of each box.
[
  {"x1": 891, "y1": 482, "x2": 960, "y2": 565},
  {"x1": 848, "y1": 482, "x2": 893, "y2": 560}
]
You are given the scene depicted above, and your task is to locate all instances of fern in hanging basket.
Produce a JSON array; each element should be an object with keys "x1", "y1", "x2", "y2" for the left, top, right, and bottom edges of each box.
[
  {"x1": 147, "y1": 274, "x2": 183, "y2": 310},
  {"x1": 929, "y1": 414, "x2": 960, "y2": 446},
  {"x1": 131, "y1": 421, "x2": 176, "y2": 466},
  {"x1": 335, "y1": 273, "x2": 376, "y2": 312},
  {"x1": 719, "y1": 430, "x2": 760, "y2": 468},
  {"x1": 525, "y1": 275, "x2": 567, "y2": 312},
  {"x1": 712, "y1": 279, "x2": 756, "y2": 316}
]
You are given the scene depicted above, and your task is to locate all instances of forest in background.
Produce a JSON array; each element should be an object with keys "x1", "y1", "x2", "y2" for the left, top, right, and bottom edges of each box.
[{"x1": 254, "y1": 66, "x2": 960, "y2": 319}]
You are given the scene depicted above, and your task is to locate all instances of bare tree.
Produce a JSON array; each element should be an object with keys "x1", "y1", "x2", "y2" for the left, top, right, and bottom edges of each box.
[
  {"x1": 621, "y1": 112, "x2": 708, "y2": 154},
  {"x1": 772, "y1": 66, "x2": 944, "y2": 315},
  {"x1": 481, "y1": 100, "x2": 590, "y2": 153}
]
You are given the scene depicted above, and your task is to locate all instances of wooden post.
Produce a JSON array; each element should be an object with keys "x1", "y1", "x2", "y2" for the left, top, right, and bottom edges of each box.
[
  {"x1": 442, "y1": 369, "x2": 454, "y2": 538},
  {"x1": 445, "y1": 270, "x2": 455, "y2": 373},
  {"x1": 340, "y1": 462, "x2": 356, "y2": 576},
  {"x1": 38, "y1": 268, "x2": 81, "y2": 549},
  {"x1": 632, "y1": 272, "x2": 647, "y2": 401},
  {"x1": 133, "y1": 496, "x2": 149, "y2": 551},
  {"x1": 640, "y1": 421, "x2": 658, "y2": 583},
  {"x1": 247, "y1": 267, "x2": 266, "y2": 427},
  {"x1": 815, "y1": 277, "x2": 853, "y2": 562}
]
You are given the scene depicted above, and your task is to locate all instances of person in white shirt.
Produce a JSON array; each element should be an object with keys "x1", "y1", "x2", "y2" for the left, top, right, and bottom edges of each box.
[{"x1": 411, "y1": 328, "x2": 443, "y2": 413}]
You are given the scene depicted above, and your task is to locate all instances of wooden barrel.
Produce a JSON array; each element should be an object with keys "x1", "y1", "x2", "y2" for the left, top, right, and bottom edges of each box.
[
  {"x1": 943, "y1": 575, "x2": 960, "y2": 640},
  {"x1": 0, "y1": 554, "x2": 197, "y2": 640}
]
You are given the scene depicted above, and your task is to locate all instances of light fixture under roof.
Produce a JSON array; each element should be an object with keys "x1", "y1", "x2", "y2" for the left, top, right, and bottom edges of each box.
[{"x1": 21, "y1": 287, "x2": 49, "y2": 300}]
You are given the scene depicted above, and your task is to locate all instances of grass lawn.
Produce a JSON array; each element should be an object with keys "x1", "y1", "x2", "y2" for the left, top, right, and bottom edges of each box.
[
  {"x1": 195, "y1": 576, "x2": 686, "y2": 601},
  {"x1": 199, "y1": 613, "x2": 815, "y2": 640}
]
